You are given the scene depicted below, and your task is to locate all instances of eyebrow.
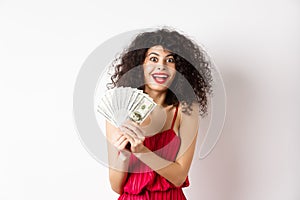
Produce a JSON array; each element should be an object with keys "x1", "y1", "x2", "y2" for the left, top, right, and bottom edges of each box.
[{"x1": 147, "y1": 52, "x2": 174, "y2": 57}]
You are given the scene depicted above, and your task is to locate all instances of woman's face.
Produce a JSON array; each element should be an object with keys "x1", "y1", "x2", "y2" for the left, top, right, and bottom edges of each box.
[{"x1": 143, "y1": 45, "x2": 176, "y2": 93}]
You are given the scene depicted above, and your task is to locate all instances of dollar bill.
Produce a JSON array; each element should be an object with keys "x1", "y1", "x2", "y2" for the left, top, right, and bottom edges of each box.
[
  {"x1": 128, "y1": 95, "x2": 156, "y2": 124},
  {"x1": 96, "y1": 87, "x2": 156, "y2": 127}
]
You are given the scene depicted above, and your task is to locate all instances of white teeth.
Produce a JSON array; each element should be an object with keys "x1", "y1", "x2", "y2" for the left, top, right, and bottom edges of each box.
[{"x1": 153, "y1": 74, "x2": 168, "y2": 78}]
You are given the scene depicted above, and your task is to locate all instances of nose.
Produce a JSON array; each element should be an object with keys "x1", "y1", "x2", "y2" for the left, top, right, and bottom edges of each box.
[
  {"x1": 156, "y1": 60, "x2": 166, "y2": 70},
  {"x1": 157, "y1": 65, "x2": 166, "y2": 71}
]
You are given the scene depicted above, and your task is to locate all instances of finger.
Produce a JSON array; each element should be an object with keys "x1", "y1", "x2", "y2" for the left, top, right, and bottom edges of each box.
[
  {"x1": 122, "y1": 131, "x2": 135, "y2": 143},
  {"x1": 121, "y1": 123, "x2": 145, "y2": 139},
  {"x1": 124, "y1": 121, "x2": 144, "y2": 135},
  {"x1": 122, "y1": 127, "x2": 144, "y2": 144},
  {"x1": 118, "y1": 137, "x2": 129, "y2": 150},
  {"x1": 114, "y1": 135, "x2": 127, "y2": 149},
  {"x1": 123, "y1": 132, "x2": 144, "y2": 148},
  {"x1": 125, "y1": 133, "x2": 143, "y2": 150},
  {"x1": 120, "y1": 126, "x2": 138, "y2": 139}
]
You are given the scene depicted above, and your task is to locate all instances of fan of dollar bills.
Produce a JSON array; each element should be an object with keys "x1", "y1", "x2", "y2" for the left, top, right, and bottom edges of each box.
[{"x1": 96, "y1": 87, "x2": 157, "y2": 127}]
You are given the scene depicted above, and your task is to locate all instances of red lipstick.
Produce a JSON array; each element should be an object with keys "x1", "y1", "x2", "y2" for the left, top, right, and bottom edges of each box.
[{"x1": 152, "y1": 73, "x2": 169, "y2": 84}]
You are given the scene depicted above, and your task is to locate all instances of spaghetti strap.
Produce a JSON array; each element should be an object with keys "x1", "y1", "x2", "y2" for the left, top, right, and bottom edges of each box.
[{"x1": 171, "y1": 104, "x2": 179, "y2": 130}]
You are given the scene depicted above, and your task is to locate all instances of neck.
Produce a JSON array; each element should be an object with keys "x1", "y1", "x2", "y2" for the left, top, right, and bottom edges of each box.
[{"x1": 144, "y1": 87, "x2": 167, "y2": 106}]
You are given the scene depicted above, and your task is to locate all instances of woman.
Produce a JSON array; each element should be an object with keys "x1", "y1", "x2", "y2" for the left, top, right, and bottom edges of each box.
[{"x1": 105, "y1": 27, "x2": 213, "y2": 199}]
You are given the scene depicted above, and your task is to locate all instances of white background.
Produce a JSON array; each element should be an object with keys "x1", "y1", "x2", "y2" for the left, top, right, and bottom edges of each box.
[{"x1": 1, "y1": 0, "x2": 299, "y2": 199}]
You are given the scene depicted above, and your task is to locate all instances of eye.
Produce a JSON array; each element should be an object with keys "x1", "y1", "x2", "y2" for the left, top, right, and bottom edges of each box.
[
  {"x1": 166, "y1": 57, "x2": 175, "y2": 63},
  {"x1": 149, "y1": 56, "x2": 158, "y2": 62}
]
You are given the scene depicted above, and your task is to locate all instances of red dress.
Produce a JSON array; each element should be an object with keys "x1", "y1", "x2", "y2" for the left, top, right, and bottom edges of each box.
[{"x1": 118, "y1": 105, "x2": 189, "y2": 200}]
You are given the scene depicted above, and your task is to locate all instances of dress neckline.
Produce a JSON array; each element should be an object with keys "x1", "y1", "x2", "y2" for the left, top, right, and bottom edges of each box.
[{"x1": 145, "y1": 104, "x2": 179, "y2": 138}]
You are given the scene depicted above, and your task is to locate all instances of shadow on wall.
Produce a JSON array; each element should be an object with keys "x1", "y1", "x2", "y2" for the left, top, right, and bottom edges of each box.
[{"x1": 185, "y1": 67, "x2": 258, "y2": 200}]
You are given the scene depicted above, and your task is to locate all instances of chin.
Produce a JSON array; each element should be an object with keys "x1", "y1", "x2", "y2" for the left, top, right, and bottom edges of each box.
[{"x1": 145, "y1": 83, "x2": 169, "y2": 92}]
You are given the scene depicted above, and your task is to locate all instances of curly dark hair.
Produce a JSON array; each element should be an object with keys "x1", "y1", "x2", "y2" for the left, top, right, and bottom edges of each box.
[{"x1": 107, "y1": 27, "x2": 213, "y2": 116}]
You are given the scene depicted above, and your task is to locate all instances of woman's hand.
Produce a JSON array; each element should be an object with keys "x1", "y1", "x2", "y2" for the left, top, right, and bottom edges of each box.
[
  {"x1": 120, "y1": 121, "x2": 146, "y2": 153},
  {"x1": 111, "y1": 128, "x2": 131, "y2": 160}
]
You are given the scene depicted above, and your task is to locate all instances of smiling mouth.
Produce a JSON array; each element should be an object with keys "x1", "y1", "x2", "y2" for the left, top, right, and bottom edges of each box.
[{"x1": 151, "y1": 73, "x2": 169, "y2": 84}]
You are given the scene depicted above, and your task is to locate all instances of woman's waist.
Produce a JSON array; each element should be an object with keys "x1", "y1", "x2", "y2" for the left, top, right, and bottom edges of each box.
[
  {"x1": 123, "y1": 173, "x2": 189, "y2": 194},
  {"x1": 119, "y1": 187, "x2": 187, "y2": 200}
]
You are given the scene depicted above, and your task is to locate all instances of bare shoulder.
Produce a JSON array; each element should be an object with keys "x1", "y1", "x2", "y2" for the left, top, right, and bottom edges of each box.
[
  {"x1": 176, "y1": 102, "x2": 200, "y2": 160},
  {"x1": 175, "y1": 102, "x2": 200, "y2": 135},
  {"x1": 179, "y1": 102, "x2": 200, "y2": 121}
]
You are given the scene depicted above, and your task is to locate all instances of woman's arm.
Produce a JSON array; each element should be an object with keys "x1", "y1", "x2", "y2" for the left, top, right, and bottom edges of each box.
[
  {"x1": 122, "y1": 103, "x2": 200, "y2": 187},
  {"x1": 106, "y1": 121, "x2": 132, "y2": 194}
]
